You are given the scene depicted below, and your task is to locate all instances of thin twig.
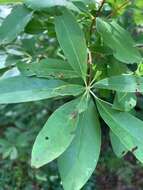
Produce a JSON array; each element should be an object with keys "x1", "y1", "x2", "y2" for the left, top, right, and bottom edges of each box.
[
  {"x1": 89, "y1": 0, "x2": 106, "y2": 42},
  {"x1": 88, "y1": 49, "x2": 93, "y2": 85},
  {"x1": 88, "y1": 0, "x2": 106, "y2": 85},
  {"x1": 107, "y1": 0, "x2": 131, "y2": 18},
  {"x1": 96, "y1": 0, "x2": 106, "y2": 17}
]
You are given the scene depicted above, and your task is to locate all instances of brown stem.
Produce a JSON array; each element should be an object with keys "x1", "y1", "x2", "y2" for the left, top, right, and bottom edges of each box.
[
  {"x1": 88, "y1": 50, "x2": 93, "y2": 85},
  {"x1": 88, "y1": 0, "x2": 106, "y2": 85},
  {"x1": 89, "y1": 0, "x2": 106, "y2": 42},
  {"x1": 96, "y1": 0, "x2": 106, "y2": 17},
  {"x1": 107, "y1": 0, "x2": 131, "y2": 18}
]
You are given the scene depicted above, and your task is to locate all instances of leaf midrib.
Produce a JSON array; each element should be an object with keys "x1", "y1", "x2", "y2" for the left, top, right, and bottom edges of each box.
[{"x1": 61, "y1": 18, "x2": 85, "y2": 78}]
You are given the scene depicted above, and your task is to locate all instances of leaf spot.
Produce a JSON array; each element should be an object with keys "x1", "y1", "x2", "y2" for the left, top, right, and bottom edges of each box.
[
  {"x1": 45, "y1": 136, "x2": 49, "y2": 140},
  {"x1": 70, "y1": 111, "x2": 78, "y2": 120}
]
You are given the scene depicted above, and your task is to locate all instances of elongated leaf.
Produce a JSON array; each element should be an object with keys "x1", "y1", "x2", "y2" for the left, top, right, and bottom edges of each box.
[
  {"x1": 0, "y1": 5, "x2": 32, "y2": 45},
  {"x1": 72, "y1": 0, "x2": 95, "y2": 4},
  {"x1": 31, "y1": 97, "x2": 85, "y2": 168},
  {"x1": 113, "y1": 92, "x2": 137, "y2": 111},
  {"x1": 0, "y1": 76, "x2": 84, "y2": 103},
  {"x1": 55, "y1": 9, "x2": 87, "y2": 80},
  {"x1": 25, "y1": 0, "x2": 79, "y2": 12},
  {"x1": 58, "y1": 100, "x2": 101, "y2": 190},
  {"x1": 0, "y1": 0, "x2": 23, "y2": 4},
  {"x1": 110, "y1": 131, "x2": 128, "y2": 158},
  {"x1": 94, "y1": 75, "x2": 143, "y2": 92},
  {"x1": 17, "y1": 58, "x2": 79, "y2": 79},
  {"x1": 96, "y1": 99, "x2": 143, "y2": 163},
  {"x1": 96, "y1": 18, "x2": 142, "y2": 64}
]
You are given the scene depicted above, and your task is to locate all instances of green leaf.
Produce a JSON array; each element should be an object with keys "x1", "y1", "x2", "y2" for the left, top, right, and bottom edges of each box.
[
  {"x1": 107, "y1": 58, "x2": 130, "y2": 76},
  {"x1": 31, "y1": 97, "x2": 83, "y2": 168},
  {"x1": 96, "y1": 18, "x2": 142, "y2": 64},
  {"x1": 113, "y1": 92, "x2": 137, "y2": 111},
  {"x1": 25, "y1": 0, "x2": 79, "y2": 12},
  {"x1": 133, "y1": 1, "x2": 143, "y2": 25},
  {"x1": 17, "y1": 58, "x2": 79, "y2": 79},
  {"x1": 76, "y1": 92, "x2": 90, "y2": 113},
  {"x1": 0, "y1": 0, "x2": 23, "y2": 4},
  {"x1": 58, "y1": 100, "x2": 101, "y2": 190},
  {"x1": 0, "y1": 76, "x2": 84, "y2": 103},
  {"x1": 0, "y1": 5, "x2": 33, "y2": 45},
  {"x1": 136, "y1": 63, "x2": 143, "y2": 76},
  {"x1": 94, "y1": 75, "x2": 143, "y2": 92},
  {"x1": 110, "y1": 131, "x2": 128, "y2": 158},
  {"x1": 55, "y1": 9, "x2": 87, "y2": 80},
  {"x1": 96, "y1": 99, "x2": 143, "y2": 164}
]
